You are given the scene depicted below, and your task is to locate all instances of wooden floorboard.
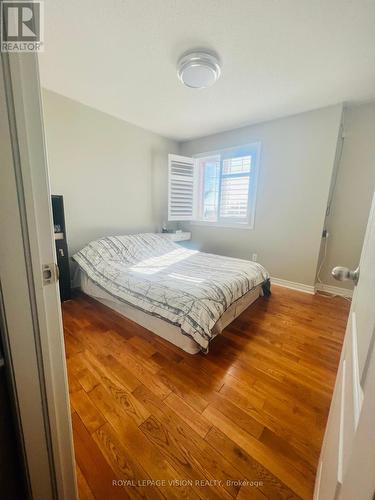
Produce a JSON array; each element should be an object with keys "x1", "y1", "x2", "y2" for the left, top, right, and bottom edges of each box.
[{"x1": 62, "y1": 285, "x2": 349, "y2": 500}]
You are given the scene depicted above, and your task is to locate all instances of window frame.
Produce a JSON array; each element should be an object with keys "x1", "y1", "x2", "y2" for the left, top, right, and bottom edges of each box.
[{"x1": 192, "y1": 142, "x2": 261, "y2": 230}]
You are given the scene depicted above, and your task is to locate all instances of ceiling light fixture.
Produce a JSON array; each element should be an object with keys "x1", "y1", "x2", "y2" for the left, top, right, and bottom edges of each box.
[{"x1": 177, "y1": 50, "x2": 221, "y2": 89}]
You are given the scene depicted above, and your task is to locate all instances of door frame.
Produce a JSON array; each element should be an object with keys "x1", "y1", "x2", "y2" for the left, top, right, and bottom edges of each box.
[{"x1": 0, "y1": 50, "x2": 77, "y2": 499}]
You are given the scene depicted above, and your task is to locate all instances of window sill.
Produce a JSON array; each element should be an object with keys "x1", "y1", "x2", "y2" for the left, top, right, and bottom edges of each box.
[{"x1": 190, "y1": 221, "x2": 254, "y2": 230}]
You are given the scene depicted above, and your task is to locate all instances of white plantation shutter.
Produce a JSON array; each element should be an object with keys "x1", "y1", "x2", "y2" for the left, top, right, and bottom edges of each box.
[
  {"x1": 219, "y1": 155, "x2": 251, "y2": 220},
  {"x1": 167, "y1": 144, "x2": 259, "y2": 227},
  {"x1": 168, "y1": 154, "x2": 196, "y2": 221},
  {"x1": 219, "y1": 175, "x2": 250, "y2": 218}
]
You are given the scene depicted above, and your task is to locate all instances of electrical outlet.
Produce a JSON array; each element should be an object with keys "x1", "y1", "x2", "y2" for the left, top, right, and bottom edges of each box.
[{"x1": 252, "y1": 253, "x2": 258, "y2": 262}]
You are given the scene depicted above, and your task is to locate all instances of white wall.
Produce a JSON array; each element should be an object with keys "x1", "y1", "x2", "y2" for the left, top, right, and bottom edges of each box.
[
  {"x1": 45, "y1": 91, "x2": 372, "y2": 292},
  {"x1": 180, "y1": 105, "x2": 343, "y2": 287},
  {"x1": 318, "y1": 102, "x2": 375, "y2": 289},
  {"x1": 42, "y1": 89, "x2": 178, "y2": 255}
]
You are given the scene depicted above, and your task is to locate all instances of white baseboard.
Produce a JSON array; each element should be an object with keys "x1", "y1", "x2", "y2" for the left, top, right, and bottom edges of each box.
[
  {"x1": 271, "y1": 277, "x2": 353, "y2": 298},
  {"x1": 315, "y1": 283, "x2": 353, "y2": 298},
  {"x1": 270, "y1": 277, "x2": 315, "y2": 295}
]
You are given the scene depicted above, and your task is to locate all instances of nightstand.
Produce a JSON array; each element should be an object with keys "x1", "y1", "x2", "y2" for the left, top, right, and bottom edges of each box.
[{"x1": 161, "y1": 231, "x2": 191, "y2": 242}]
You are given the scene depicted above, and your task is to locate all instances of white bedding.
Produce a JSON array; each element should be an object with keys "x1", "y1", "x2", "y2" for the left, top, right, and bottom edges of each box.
[
  {"x1": 81, "y1": 272, "x2": 263, "y2": 354},
  {"x1": 73, "y1": 233, "x2": 269, "y2": 352}
]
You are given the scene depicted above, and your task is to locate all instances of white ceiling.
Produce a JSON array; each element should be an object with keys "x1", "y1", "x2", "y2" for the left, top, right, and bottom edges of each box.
[{"x1": 39, "y1": 0, "x2": 375, "y2": 141}]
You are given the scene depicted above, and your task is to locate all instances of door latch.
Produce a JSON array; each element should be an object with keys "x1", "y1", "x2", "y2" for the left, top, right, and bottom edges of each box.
[{"x1": 42, "y1": 263, "x2": 60, "y2": 285}]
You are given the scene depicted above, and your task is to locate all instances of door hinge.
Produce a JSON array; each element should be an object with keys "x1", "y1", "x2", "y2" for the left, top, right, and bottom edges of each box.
[{"x1": 42, "y1": 263, "x2": 60, "y2": 286}]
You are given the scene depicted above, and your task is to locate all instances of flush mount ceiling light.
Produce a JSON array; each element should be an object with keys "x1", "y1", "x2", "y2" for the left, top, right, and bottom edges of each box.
[{"x1": 177, "y1": 50, "x2": 221, "y2": 89}]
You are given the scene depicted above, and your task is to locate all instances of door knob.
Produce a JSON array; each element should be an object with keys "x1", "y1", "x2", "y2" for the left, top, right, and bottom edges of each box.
[{"x1": 331, "y1": 266, "x2": 360, "y2": 286}]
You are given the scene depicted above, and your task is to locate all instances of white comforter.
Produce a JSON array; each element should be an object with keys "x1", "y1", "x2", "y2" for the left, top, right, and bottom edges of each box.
[{"x1": 73, "y1": 233, "x2": 269, "y2": 351}]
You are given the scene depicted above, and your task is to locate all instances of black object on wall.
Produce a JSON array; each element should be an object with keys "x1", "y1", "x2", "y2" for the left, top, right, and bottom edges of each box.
[{"x1": 51, "y1": 195, "x2": 71, "y2": 302}]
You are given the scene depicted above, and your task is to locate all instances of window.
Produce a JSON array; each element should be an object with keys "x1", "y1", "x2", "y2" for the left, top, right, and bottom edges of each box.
[{"x1": 168, "y1": 143, "x2": 260, "y2": 228}]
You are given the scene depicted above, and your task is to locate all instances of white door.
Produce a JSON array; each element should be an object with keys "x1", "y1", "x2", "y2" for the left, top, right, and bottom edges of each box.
[
  {"x1": 0, "y1": 52, "x2": 77, "y2": 498},
  {"x1": 314, "y1": 192, "x2": 375, "y2": 500}
]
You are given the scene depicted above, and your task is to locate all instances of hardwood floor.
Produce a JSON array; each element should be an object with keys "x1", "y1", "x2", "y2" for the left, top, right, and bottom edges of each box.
[{"x1": 62, "y1": 286, "x2": 350, "y2": 500}]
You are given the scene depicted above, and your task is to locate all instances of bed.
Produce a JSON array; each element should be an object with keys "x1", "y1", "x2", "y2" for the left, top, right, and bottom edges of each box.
[{"x1": 73, "y1": 233, "x2": 270, "y2": 354}]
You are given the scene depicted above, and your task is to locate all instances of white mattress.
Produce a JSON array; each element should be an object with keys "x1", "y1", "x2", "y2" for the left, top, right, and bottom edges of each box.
[{"x1": 80, "y1": 272, "x2": 262, "y2": 354}]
